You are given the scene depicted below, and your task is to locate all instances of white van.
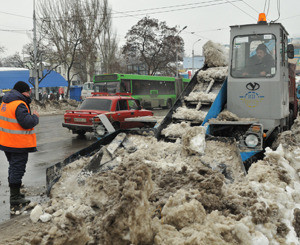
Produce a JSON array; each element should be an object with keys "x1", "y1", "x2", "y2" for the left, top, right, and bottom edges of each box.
[{"x1": 81, "y1": 82, "x2": 94, "y2": 101}]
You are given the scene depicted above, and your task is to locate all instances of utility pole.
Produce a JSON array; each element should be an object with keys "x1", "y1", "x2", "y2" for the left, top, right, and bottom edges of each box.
[
  {"x1": 33, "y1": 0, "x2": 39, "y2": 100},
  {"x1": 192, "y1": 38, "x2": 201, "y2": 76},
  {"x1": 176, "y1": 26, "x2": 187, "y2": 78}
]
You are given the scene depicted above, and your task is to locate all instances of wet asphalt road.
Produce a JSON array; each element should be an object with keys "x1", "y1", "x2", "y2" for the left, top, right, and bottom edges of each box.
[
  {"x1": 0, "y1": 109, "x2": 169, "y2": 224},
  {"x1": 0, "y1": 114, "x2": 97, "y2": 223}
]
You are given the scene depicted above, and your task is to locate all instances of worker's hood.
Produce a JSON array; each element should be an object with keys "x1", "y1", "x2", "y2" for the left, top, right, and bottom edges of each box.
[{"x1": 2, "y1": 89, "x2": 32, "y2": 105}]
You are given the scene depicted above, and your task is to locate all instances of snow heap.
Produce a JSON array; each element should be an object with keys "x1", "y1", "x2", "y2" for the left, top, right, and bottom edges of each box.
[
  {"x1": 2, "y1": 114, "x2": 300, "y2": 244},
  {"x1": 197, "y1": 66, "x2": 228, "y2": 83},
  {"x1": 185, "y1": 91, "x2": 216, "y2": 103},
  {"x1": 172, "y1": 107, "x2": 207, "y2": 122},
  {"x1": 161, "y1": 121, "x2": 192, "y2": 138},
  {"x1": 202, "y1": 40, "x2": 228, "y2": 67},
  {"x1": 30, "y1": 99, "x2": 80, "y2": 115},
  {"x1": 3, "y1": 40, "x2": 300, "y2": 244}
]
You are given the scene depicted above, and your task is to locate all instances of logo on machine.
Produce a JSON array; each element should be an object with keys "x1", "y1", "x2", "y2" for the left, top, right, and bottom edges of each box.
[
  {"x1": 246, "y1": 82, "x2": 260, "y2": 91},
  {"x1": 240, "y1": 91, "x2": 264, "y2": 108}
]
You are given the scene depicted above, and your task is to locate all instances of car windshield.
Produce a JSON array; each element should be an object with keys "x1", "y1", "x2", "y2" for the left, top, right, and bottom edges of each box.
[
  {"x1": 231, "y1": 34, "x2": 276, "y2": 78},
  {"x1": 79, "y1": 98, "x2": 112, "y2": 111}
]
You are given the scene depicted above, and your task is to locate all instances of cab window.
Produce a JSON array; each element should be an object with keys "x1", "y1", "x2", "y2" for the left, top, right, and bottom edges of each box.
[{"x1": 231, "y1": 34, "x2": 276, "y2": 78}]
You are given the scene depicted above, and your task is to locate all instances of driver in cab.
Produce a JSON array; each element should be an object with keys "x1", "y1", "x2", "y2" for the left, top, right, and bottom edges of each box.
[{"x1": 243, "y1": 43, "x2": 274, "y2": 77}]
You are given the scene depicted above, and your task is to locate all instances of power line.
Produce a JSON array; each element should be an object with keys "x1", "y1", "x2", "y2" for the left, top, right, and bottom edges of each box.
[
  {"x1": 0, "y1": 10, "x2": 31, "y2": 20},
  {"x1": 263, "y1": 0, "x2": 268, "y2": 13},
  {"x1": 271, "y1": 0, "x2": 281, "y2": 22},
  {"x1": 38, "y1": 0, "x2": 242, "y2": 22},
  {"x1": 111, "y1": 0, "x2": 231, "y2": 15},
  {"x1": 241, "y1": 0, "x2": 259, "y2": 13},
  {"x1": 0, "y1": 29, "x2": 31, "y2": 35},
  {"x1": 266, "y1": 0, "x2": 271, "y2": 16},
  {"x1": 111, "y1": 0, "x2": 243, "y2": 19},
  {"x1": 190, "y1": 27, "x2": 229, "y2": 33},
  {"x1": 280, "y1": 13, "x2": 300, "y2": 21},
  {"x1": 224, "y1": 0, "x2": 257, "y2": 20}
]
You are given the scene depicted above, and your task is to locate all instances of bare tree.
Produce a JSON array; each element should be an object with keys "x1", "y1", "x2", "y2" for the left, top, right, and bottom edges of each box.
[
  {"x1": 122, "y1": 17, "x2": 185, "y2": 76},
  {"x1": 1, "y1": 53, "x2": 24, "y2": 67},
  {"x1": 37, "y1": 0, "x2": 110, "y2": 97},
  {"x1": 0, "y1": 46, "x2": 5, "y2": 66},
  {"x1": 97, "y1": 8, "x2": 119, "y2": 74}
]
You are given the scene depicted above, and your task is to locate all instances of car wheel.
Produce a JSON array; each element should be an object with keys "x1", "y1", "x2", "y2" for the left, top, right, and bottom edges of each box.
[
  {"x1": 112, "y1": 122, "x2": 120, "y2": 130},
  {"x1": 75, "y1": 130, "x2": 86, "y2": 136},
  {"x1": 288, "y1": 109, "x2": 294, "y2": 129}
]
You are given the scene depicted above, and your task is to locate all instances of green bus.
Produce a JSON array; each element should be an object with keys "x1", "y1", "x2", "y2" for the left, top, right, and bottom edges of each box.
[{"x1": 93, "y1": 73, "x2": 190, "y2": 109}]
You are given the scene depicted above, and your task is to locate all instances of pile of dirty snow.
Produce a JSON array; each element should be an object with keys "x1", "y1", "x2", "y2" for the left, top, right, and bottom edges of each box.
[
  {"x1": 30, "y1": 99, "x2": 80, "y2": 115},
  {"x1": 2, "y1": 40, "x2": 300, "y2": 245},
  {"x1": 202, "y1": 40, "x2": 228, "y2": 68},
  {"x1": 2, "y1": 116, "x2": 300, "y2": 244},
  {"x1": 173, "y1": 107, "x2": 207, "y2": 122}
]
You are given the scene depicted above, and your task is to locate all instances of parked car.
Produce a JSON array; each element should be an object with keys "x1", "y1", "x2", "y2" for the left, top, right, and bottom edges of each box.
[{"x1": 62, "y1": 93, "x2": 154, "y2": 136}]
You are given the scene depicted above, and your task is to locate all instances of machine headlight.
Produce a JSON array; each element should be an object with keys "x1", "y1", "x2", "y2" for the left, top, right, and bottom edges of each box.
[
  {"x1": 245, "y1": 134, "x2": 259, "y2": 148},
  {"x1": 96, "y1": 125, "x2": 106, "y2": 136}
]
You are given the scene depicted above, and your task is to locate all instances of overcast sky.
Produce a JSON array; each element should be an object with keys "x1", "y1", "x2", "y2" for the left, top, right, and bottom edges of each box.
[{"x1": 1, "y1": 0, "x2": 300, "y2": 58}]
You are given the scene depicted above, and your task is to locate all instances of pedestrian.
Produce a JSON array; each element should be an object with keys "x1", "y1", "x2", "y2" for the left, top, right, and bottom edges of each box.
[
  {"x1": 49, "y1": 91, "x2": 55, "y2": 101},
  {"x1": 59, "y1": 87, "x2": 64, "y2": 99},
  {"x1": 0, "y1": 81, "x2": 39, "y2": 206},
  {"x1": 42, "y1": 91, "x2": 48, "y2": 102},
  {"x1": 243, "y1": 43, "x2": 275, "y2": 77}
]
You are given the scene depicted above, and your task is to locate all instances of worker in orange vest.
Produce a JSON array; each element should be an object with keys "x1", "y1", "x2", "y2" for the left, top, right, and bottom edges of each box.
[{"x1": 0, "y1": 81, "x2": 39, "y2": 206}]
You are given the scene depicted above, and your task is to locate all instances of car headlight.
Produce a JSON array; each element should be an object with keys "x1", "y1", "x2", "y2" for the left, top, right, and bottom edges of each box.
[
  {"x1": 96, "y1": 125, "x2": 106, "y2": 136},
  {"x1": 245, "y1": 134, "x2": 259, "y2": 148}
]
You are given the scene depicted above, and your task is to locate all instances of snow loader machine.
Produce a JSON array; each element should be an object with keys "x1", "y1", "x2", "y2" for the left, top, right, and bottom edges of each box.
[{"x1": 156, "y1": 13, "x2": 298, "y2": 169}]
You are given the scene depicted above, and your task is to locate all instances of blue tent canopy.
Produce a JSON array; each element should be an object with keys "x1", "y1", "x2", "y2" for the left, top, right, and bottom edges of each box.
[{"x1": 0, "y1": 69, "x2": 67, "y2": 89}]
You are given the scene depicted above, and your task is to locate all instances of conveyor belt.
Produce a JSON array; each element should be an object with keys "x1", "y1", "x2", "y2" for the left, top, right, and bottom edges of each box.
[{"x1": 155, "y1": 66, "x2": 227, "y2": 141}]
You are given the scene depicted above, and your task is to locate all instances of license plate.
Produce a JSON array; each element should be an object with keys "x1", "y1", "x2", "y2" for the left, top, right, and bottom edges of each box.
[{"x1": 74, "y1": 118, "x2": 86, "y2": 122}]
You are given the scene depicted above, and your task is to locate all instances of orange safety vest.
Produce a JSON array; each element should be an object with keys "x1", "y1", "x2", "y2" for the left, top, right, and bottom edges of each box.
[{"x1": 0, "y1": 100, "x2": 36, "y2": 148}]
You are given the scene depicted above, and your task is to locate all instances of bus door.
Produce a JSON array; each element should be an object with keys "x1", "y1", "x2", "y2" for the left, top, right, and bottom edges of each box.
[{"x1": 150, "y1": 90, "x2": 159, "y2": 107}]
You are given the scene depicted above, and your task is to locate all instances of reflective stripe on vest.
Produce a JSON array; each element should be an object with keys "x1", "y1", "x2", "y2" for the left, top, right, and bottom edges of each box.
[{"x1": 0, "y1": 100, "x2": 36, "y2": 148}]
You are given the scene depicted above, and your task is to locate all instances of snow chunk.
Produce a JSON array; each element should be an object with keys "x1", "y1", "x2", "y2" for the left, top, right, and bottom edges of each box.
[
  {"x1": 182, "y1": 126, "x2": 206, "y2": 155},
  {"x1": 40, "y1": 213, "x2": 52, "y2": 222},
  {"x1": 197, "y1": 67, "x2": 228, "y2": 82},
  {"x1": 202, "y1": 40, "x2": 228, "y2": 67},
  {"x1": 162, "y1": 189, "x2": 206, "y2": 230},
  {"x1": 173, "y1": 107, "x2": 207, "y2": 122},
  {"x1": 30, "y1": 204, "x2": 43, "y2": 223},
  {"x1": 161, "y1": 122, "x2": 192, "y2": 138}
]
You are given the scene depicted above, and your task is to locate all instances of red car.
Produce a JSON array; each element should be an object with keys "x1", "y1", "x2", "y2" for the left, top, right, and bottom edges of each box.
[{"x1": 62, "y1": 93, "x2": 154, "y2": 136}]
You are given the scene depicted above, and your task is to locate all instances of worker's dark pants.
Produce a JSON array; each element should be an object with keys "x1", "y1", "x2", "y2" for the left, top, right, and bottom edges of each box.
[{"x1": 4, "y1": 152, "x2": 28, "y2": 186}]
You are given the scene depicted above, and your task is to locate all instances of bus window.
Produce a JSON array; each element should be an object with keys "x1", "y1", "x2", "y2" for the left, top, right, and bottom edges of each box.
[
  {"x1": 93, "y1": 73, "x2": 190, "y2": 109},
  {"x1": 157, "y1": 81, "x2": 175, "y2": 94},
  {"x1": 121, "y1": 80, "x2": 131, "y2": 93},
  {"x1": 94, "y1": 82, "x2": 120, "y2": 93},
  {"x1": 128, "y1": 100, "x2": 139, "y2": 110},
  {"x1": 132, "y1": 80, "x2": 155, "y2": 95}
]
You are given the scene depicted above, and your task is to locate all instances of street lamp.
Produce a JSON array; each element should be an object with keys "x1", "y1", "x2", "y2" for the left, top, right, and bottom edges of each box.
[
  {"x1": 176, "y1": 26, "x2": 187, "y2": 78},
  {"x1": 192, "y1": 38, "x2": 201, "y2": 76},
  {"x1": 33, "y1": 0, "x2": 39, "y2": 100}
]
